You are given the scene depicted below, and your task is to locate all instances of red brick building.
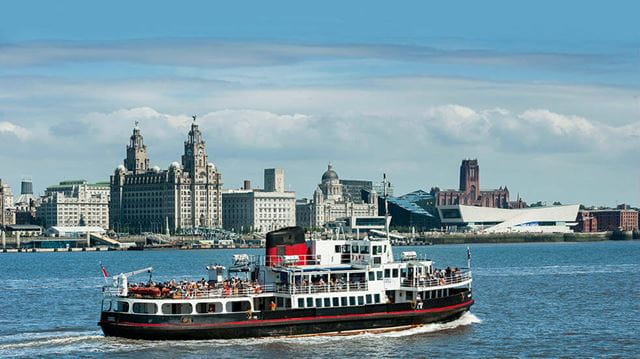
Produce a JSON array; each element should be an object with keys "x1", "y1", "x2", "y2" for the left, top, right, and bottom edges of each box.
[
  {"x1": 576, "y1": 209, "x2": 639, "y2": 232},
  {"x1": 431, "y1": 159, "x2": 510, "y2": 208}
]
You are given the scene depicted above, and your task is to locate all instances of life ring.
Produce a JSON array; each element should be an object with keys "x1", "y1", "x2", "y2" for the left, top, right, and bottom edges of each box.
[
  {"x1": 246, "y1": 310, "x2": 253, "y2": 320},
  {"x1": 180, "y1": 316, "x2": 192, "y2": 324},
  {"x1": 411, "y1": 300, "x2": 417, "y2": 310}
]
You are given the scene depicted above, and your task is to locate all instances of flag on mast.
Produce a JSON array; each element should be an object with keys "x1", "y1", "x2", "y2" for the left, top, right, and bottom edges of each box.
[{"x1": 100, "y1": 262, "x2": 109, "y2": 279}]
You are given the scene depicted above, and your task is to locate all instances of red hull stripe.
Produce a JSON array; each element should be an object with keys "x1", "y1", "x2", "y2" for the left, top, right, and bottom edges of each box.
[{"x1": 114, "y1": 300, "x2": 474, "y2": 328}]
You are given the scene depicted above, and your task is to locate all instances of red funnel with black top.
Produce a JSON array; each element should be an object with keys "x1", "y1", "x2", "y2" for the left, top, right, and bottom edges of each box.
[{"x1": 265, "y1": 226, "x2": 308, "y2": 266}]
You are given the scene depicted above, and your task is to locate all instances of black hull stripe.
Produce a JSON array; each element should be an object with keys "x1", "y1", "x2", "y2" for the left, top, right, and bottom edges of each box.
[{"x1": 111, "y1": 300, "x2": 474, "y2": 328}]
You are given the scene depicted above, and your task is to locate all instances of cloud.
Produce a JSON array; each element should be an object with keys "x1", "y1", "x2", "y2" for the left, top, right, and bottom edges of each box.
[
  {"x1": 422, "y1": 105, "x2": 633, "y2": 153},
  {"x1": 0, "y1": 121, "x2": 31, "y2": 140},
  {"x1": 0, "y1": 39, "x2": 627, "y2": 73},
  {"x1": 424, "y1": 104, "x2": 492, "y2": 144}
]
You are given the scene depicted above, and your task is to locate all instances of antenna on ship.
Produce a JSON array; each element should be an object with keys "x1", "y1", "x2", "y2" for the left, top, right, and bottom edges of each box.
[{"x1": 383, "y1": 173, "x2": 390, "y2": 241}]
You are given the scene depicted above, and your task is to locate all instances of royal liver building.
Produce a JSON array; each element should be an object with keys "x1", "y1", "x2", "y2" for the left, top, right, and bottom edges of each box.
[{"x1": 110, "y1": 119, "x2": 222, "y2": 234}]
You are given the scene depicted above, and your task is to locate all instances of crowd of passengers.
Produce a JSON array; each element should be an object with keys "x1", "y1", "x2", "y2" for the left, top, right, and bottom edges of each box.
[
  {"x1": 422, "y1": 267, "x2": 463, "y2": 285},
  {"x1": 127, "y1": 277, "x2": 263, "y2": 299},
  {"x1": 125, "y1": 267, "x2": 465, "y2": 298}
]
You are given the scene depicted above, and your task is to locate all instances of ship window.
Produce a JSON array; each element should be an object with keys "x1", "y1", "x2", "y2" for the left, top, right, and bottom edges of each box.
[
  {"x1": 349, "y1": 297, "x2": 356, "y2": 306},
  {"x1": 333, "y1": 297, "x2": 339, "y2": 307},
  {"x1": 360, "y1": 246, "x2": 369, "y2": 254},
  {"x1": 352, "y1": 245, "x2": 359, "y2": 253},
  {"x1": 115, "y1": 301, "x2": 129, "y2": 313},
  {"x1": 316, "y1": 298, "x2": 322, "y2": 307},
  {"x1": 324, "y1": 298, "x2": 331, "y2": 307},
  {"x1": 406, "y1": 292, "x2": 413, "y2": 301},
  {"x1": 133, "y1": 302, "x2": 157, "y2": 314},
  {"x1": 358, "y1": 296, "x2": 364, "y2": 305},
  {"x1": 366, "y1": 294, "x2": 372, "y2": 304},
  {"x1": 196, "y1": 302, "x2": 222, "y2": 314},
  {"x1": 377, "y1": 271, "x2": 383, "y2": 280},
  {"x1": 102, "y1": 300, "x2": 112, "y2": 311},
  {"x1": 298, "y1": 298, "x2": 304, "y2": 308},
  {"x1": 384, "y1": 269, "x2": 390, "y2": 278},
  {"x1": 342, "y1": 245, "x2": 350, "y2": 253},
  {"x1": 335, "y1": 245, "x2": 341, "y2": 253},
  {"x1": 162, "y1": 303, "x2": 192, "y2": 315},
  {"x1": 401, "y1": 268, "x2": 407, "y2": 278},
  {"x1": 368, "y1": 272, "x2": 374, "y2": 281},
  {"x1": 341, "y1": 297, "x2": 348, "y2": 306},
  {"x1": 226, "y1": 301, "x2": 251, "y2": 313},
  {"x1": 374, "y1": 294, "x2": 381, "y2": 303},
  {"x1": 392, "y1": 269, "x2": 399, "y2": 278},
  {"x1": 372, "y1": 246, "x2": 378, "y2": 255},
  {"x1": 306, "y1": 298, "x2": 313, "y2": 308}
]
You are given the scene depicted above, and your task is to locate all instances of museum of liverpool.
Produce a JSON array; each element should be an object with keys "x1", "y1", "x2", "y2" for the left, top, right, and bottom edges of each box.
[{"x1": 437, "y1": 204, "x2": 580, "y2": 233}]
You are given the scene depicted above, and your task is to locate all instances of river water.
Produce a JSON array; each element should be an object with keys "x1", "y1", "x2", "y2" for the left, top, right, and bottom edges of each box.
[{"x1": 0, "y1": 241, "x2": 638, "y2": 358}]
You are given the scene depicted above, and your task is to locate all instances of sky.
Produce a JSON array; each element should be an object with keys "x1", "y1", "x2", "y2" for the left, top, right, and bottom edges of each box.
[{"x1": 0, "y1": 1, "x2": 639, "y2": 206}]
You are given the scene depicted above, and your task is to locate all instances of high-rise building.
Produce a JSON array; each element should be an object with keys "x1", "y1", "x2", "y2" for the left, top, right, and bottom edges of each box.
[
  {"x1": 264, "y1": 168, "x2": 285, "y2": 193},
  {"x1": 222, "y1": 169, "x2": 296, "y2": 233},
  {"x1": 110, "y1": 120, "x2": 223, "y2": 234},
  {"x1": 431, "y1": 159, "x2": 510, "y2": 208},
  {"x1": 37, "y1": 180, "x2": 110, "y2": 228},
  {"x1": 15, "y1": 177, "x2": 40, "y2": 225},
  {"x1": 339, "y1": 179, "x2": 373, "y2": 202},
  {"x1": 0, "y1": 179, "x2": 15, "y2": 227},
  {"x1": 296, "y1": 164, "x2": 378, "y2": 229}
]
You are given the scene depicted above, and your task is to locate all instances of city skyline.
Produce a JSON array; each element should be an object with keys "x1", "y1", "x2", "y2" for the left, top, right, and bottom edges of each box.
[{"x1": 1, "y1": 1, "x2": 639, "y2": 206}]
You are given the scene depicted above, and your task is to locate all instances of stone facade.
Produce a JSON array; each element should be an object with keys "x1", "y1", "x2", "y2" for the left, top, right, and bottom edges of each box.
[
  {"x1": 15, "y1": 178, "x2": 40, "y2": 225},
  {"x1": 431, "y1": 159, "x2": 510, "y2": 208},
  {"x1": 296, "y1": 164, "x2": 378, "y2": 229},
  {"x1": 222, "y1": 169, "x2": 296, "y2": 233},
  {"x1": 109, "y1": 121, "x2": 222, "y2": 234},
  {"x1": 0, "y1": 179, "x2": 16, "y2": 227},
  {"x1": 37, "y1": 180, "x2": 110, "y2": 228}
]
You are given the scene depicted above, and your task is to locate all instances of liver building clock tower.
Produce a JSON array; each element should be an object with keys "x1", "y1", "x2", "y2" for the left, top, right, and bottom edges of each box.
[{"x1": 179, "y1": 116, "x2": 223, "y2": 229}]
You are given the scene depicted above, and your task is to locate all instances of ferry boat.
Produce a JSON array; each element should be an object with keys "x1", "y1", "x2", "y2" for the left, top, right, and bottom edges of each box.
[{"x1": 98, "y1": 227, "x2": 474, "y2": 340}]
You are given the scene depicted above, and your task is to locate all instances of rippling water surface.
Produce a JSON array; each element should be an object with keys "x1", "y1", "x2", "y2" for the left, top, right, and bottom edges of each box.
[{"x1": 1, "y1": 241, "x2": 638, "y2": 358}]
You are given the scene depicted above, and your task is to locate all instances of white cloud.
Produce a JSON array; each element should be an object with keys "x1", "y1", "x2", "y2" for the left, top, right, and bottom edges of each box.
[
  {"x1": 424, "y1": 104, "x2": 492, "y2": 144},
  {"x1": 0, "y1": 121, "x2": 31, "y2": 140},
  {"x1": 422, "y1": 105, "x2": 635, "y2": 153}
]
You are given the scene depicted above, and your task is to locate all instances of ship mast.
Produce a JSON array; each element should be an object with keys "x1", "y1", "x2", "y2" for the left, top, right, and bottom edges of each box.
[{"x1": 383, "y1": 173, "x2": 390, "y2": 241}]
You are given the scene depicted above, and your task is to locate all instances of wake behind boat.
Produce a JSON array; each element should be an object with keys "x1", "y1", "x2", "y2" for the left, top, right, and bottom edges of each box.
[{"x1": 98, "y1": 226, "x2": 474, "y2": 340}]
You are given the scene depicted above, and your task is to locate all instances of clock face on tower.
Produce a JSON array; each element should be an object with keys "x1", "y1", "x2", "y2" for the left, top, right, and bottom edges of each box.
[{"x1": 198, "y1": 149, "x2": 204, "y2": 156}]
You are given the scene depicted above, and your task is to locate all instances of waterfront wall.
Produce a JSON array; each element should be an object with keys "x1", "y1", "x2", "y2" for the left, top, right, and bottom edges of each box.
[{"x1": 412, "y1": 231, "x2": 632, "y2": 245}]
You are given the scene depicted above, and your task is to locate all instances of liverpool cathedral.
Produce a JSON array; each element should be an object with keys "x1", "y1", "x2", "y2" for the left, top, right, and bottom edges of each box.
[{"x1": 109, "y1": 119, "x2": 222, "y2": 234}]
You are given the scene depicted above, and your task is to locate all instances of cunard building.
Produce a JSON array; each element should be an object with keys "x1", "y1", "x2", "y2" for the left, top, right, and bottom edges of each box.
[{"x1": 110, "y1": 119, "x2": 222, "y2": 234}]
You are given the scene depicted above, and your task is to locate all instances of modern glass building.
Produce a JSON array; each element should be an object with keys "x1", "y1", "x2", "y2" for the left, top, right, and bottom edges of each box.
[{"x1": 377, "y1": 190, "x2": 440, "y2": 230}]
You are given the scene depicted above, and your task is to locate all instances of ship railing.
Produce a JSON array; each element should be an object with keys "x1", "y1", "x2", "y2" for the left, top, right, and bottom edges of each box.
[
  {"x1": 400, "y1": 271, "x2": 472, "y2": 289},
  {"x1": 275, "y1": 282, "x2": 368, "y2": 295},
  {"x1": 265, "y1": 254, "x2": 322, "y2": 267},
  {"x1": 102, "y1": 284, "x2": 280, "y2": 299}
]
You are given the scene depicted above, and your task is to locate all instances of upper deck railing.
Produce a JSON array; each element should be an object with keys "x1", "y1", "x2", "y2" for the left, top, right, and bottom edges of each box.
[
  {"x1": 400, "y1": 271, "x2": 472, "y2": 289},
  {"x1": 102, "y1": 281, "x2": 369, "y2": 300}
]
